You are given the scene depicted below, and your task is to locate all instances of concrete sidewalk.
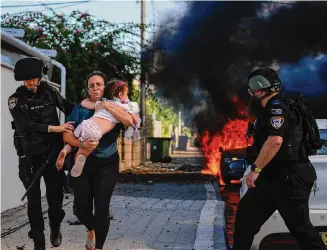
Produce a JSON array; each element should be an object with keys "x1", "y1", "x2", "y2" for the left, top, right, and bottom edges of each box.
[{"x1": 1, "y1": 181, "x2": 226, "y2": 250}]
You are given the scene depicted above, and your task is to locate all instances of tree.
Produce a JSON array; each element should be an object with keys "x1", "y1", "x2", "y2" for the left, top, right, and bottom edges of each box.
[
  {"x1": 2, "y1": 10, "x2": 180, "y2": 137},
  {"x1": 1, "y1": 10, "x2": 147, "y2": 102},
  {"x1": 145, "y1": 97, "x2": 178, "y2": 137}
]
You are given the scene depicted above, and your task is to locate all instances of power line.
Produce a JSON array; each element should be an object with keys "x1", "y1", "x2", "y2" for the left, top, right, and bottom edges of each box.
[
  {"x1": 38, "y1": 0, "x2": 89, "y2": 13},
  {"x1": 1, "y1": 1, "x2": 90, "y2": 8},
  {"x1": 54, "y1": 1, "x2": 89, "y2": 10}
]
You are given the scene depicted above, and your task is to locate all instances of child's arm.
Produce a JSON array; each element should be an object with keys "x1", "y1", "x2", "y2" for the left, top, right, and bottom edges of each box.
[
  {"x1": 81, "y1": 99, "x2": 96, "y2": 110},
  {"x1": 96, "y1": 99, "x2": 120, "y2": 112},
  {"x1": 81, "y1": 98, "x2": 108, "y2": 111}
]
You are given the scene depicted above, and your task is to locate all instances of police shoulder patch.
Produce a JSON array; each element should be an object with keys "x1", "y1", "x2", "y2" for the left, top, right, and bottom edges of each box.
[
  {"x1": 272, "y1": 100, "x2": 281, "y2": 105},
  {"x1": 270, "y1": 116, "x2": 284, "y2": 129},
  {"x1": 271, "y1": 108, "x2": 283, "y2": 115},
  {"x1": 8, "y1": 97, "x2": 18, "y2": 110}
]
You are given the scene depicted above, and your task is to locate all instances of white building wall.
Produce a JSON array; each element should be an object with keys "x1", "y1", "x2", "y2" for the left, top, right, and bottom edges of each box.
[{"x1": 1, "y1": 63, "x2": 47, "y2": 212}]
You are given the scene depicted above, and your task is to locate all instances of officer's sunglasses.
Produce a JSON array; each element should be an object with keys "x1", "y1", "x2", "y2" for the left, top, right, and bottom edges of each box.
[{"x1": 88, "y1": 82, "x2": 104, "y2": 89}]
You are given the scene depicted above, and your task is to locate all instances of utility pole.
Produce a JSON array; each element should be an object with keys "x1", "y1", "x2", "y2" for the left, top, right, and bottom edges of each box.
[{"x1": 140, "y1": 0, "x2": 147, "y2": 162}]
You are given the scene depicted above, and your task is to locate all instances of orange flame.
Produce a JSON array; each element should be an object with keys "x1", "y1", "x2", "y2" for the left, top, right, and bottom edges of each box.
[
  {"x1": 200, "y1": 118, "x2": 253, "y2": 185},
  {"x1": 199, "y1": 96, "x2": 254, "y2": 185}
]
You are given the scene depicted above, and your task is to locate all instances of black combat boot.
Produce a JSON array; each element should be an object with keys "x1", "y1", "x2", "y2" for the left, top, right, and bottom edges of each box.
[
  {"x1": 34, "y1": 246, "x2": 46, "y2": 250},
  {"x1": 50, "y1": 224, "x2": 62, "y2": 247},
  {"x1": 33, "y1": 231, "x2": 46, "y2": 250},
  {"x1": 49, "y1": 210, "x2": 65, "y2": 247}
]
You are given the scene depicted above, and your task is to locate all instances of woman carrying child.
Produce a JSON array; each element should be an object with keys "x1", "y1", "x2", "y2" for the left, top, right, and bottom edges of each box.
[
  {"x1": 62, "y1": 72, "x2": 135, "y2": 250},
  {"x1": 56, "y1": 80, "x2": 140, "y2": 177}
]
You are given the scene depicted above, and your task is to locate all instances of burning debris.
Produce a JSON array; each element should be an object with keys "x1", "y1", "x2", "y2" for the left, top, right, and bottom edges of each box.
[
  {"x1": 200, "y1": 119, "x2": 250, "y2": 185},
  {"x1": 119, "y1": 150, "x2": 211, "y2": 182},
  {"x1": 119, "y1": 161, "x2": 211, "y2": 183},
  {"x1": 199, "y1": 97, "x2": 252, "y2": 185},
  {"x1": 125, "y1": 162, "x2": 204, "y2": 174}
]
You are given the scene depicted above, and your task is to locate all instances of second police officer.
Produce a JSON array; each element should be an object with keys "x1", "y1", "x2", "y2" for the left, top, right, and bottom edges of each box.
[{"x1": 233, "y1": 68, "x2": 326, "y2": 250}]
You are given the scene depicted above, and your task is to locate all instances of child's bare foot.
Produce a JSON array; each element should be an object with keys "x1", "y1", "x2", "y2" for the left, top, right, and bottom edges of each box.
[
  {"x1": 71, "y1": 155, "x2": 86, "y2": 177},
  {"x1": 56, "y1": 150, "x2": 67, "y2": 170}
]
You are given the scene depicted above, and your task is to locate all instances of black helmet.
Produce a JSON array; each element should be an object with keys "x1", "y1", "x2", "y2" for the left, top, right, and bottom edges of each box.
[
  {"x1": 14, "y1": 57, "x2": 48, "y2": 81},
  {"x1": 247, "y1": 67, "x2": 281, "y2": 94}
]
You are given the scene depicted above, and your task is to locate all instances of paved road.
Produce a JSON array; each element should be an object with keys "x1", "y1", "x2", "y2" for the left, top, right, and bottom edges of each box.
[
  {"x1": 1, "y1": 182, "x2": 227, "y2": 250},
  {"x1": 2, "y1": 148, "x2": 227, "y2": 250}
]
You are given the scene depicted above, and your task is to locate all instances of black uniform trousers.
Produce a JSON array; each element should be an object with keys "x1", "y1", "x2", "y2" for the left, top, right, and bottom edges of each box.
[
  {"x1": 18, "y1": 151, "x2": 65, "y2": 235},
  {"x1": 233, "y1": 162, "x2": 326, "y2": 250}
]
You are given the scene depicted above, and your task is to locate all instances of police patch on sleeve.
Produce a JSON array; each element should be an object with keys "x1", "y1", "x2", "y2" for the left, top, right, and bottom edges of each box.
[
  {"x1": 270, "y1": 116, "x2": 284, "y2": 129},
  {"x1": 272, "y1": 100, "x2": 281, "y2": 105},
  {"x1": 271, "y1": 108, "x2": 283, "y2": 115},
  {"x1": 8, "y1": 97, "x2": 18, "y2": 110}
]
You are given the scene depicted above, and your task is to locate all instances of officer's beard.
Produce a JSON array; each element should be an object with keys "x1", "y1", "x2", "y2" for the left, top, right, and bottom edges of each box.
[
  {"x1": 247, "y1": 97, "x2": 265, "y2": 118},
  {"x1": 27, "y1": 87, "x2": 37, "y2": 91}
]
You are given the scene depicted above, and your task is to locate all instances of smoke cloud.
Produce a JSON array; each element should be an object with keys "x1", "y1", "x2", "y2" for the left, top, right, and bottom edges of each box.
[{"x1": 149, "y1": 1, "x2": 327, "y2": 132}]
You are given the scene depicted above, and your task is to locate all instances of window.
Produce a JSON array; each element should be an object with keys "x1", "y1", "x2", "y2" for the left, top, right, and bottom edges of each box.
[
  {"x1": 229, "y1": 159, "x2": 247, "y2": 171},
  {"x1": 317, "y1": 129, "x2": 327, "y2": 155}
]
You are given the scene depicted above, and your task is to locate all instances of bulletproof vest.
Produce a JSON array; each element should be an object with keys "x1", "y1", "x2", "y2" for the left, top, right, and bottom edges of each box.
[
  {"x1": 14, "y1": 83, "x2": 62, "y2": 154},
  {"x1": 252, "y1": 98, "x2": 304, "y2": 162}
]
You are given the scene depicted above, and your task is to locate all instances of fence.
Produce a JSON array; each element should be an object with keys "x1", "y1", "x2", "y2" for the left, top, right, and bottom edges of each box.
[{"x1": 117, "y1": 128, "x2": 150, "y2": 171}]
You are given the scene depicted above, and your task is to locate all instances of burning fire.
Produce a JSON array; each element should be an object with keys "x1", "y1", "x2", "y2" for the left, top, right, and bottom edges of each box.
[{"x1": 200, "y1": 119, "x2": 253, "y2": 185}]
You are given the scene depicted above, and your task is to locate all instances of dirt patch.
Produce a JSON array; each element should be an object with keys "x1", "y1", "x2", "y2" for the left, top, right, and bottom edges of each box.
[{"x1": 119, "y1": 162, "x2": 215, "y2": 183}]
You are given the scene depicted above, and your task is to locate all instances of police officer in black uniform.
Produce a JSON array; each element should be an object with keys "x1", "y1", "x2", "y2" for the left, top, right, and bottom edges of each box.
[
  {"x1": 233, "y1": 68, "x2": 326, "y2": 249},
  {"x1": 8, "y1": 57, "x2": 75, "y2": 250}
]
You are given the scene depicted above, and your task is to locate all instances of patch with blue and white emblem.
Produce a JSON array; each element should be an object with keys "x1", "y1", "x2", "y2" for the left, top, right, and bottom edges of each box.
[
  {"x1": 270, "y1": 116, "x2": 284, "y2": 129},
  {"x1": 8, "y1": 97, "x2": 18, "y2": 110},
  {"x1": 271, "y1": 108, "x2": 283, "y2": 115},
  {"x1": 272, "y1": 100, "x2": 280, "y2": 105}
]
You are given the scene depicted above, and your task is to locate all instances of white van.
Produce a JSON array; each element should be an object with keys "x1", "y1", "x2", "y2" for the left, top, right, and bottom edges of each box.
[{"x1": 239, "y1": 119, "x2": 327, "y2": 250}]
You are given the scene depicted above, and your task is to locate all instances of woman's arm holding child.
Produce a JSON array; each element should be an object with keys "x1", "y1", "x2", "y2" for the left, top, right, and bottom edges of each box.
[
  {"x1": 63, "y1": 132, "x2": 98, "y2": 151},
  {"x1": 130, "y1": 113, "x2": 140, "y2": 125},
  {"x1": 101, "y1": 102, "x2": 133, "y2": 127},
  {"x1": 128, "y1": 102, "x2": 140, "y2": 126}
]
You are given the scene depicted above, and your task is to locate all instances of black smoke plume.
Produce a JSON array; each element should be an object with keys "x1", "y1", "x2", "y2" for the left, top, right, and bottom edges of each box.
[{"x1": 149, "y1": 1, "x2": 327, "y2": 133}]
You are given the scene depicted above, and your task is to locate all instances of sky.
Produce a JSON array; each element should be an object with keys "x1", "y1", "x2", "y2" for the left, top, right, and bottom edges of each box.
[
  {"x1": 1, "y1": 0, "x2": 187, "y2": 40},
  {"x1": 3, "y1": 1, "x2": 326, "y2": 97}
]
